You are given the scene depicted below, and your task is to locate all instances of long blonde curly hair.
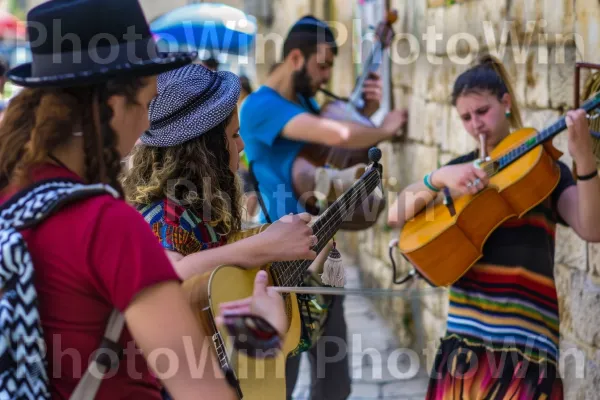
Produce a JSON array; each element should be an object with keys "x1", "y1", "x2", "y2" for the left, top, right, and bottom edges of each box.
[{"x1": 122, "y1": 114, "x2": 242, "y2": 236}]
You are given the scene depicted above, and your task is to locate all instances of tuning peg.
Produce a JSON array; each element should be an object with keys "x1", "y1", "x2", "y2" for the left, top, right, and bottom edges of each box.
[{"x1": 587, "y1": 113, "x2": 600, "y2": 120}]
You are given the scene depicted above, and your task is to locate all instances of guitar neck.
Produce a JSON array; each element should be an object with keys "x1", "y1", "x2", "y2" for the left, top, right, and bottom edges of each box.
[
  {"x1": 271, "y1": 167, "x2": 381, "y2": 287},
  {"x1": 492, "y1": 94, "x2": 600, "y2": 174},
  {"x1": 494, "y1": 120, "x2": 567, "y2": 173},
  {"x1": 348, "y1": 41, "x2": 384, "y2": 108}
]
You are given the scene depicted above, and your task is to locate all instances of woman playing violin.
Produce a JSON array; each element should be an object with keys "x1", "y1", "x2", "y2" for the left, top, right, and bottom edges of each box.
[{"x1": 388, "y1": 54, "x2": 600, "y2": 399}]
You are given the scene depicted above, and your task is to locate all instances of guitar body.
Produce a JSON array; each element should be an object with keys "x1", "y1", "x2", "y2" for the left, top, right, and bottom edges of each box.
[
  {"x1": 182, "y1": 264, "x2": 302, "y2": 400},
  {"x1": 399, "y1": 128, "x2": 563, "y2": 287},
  {"x1": 292, "y1": 99, "x2": 384, "y2": 230},
  {"x1": 181, "y1": 226, "x2": 316, "y2": 400},
  {"x1": 298, "y1": 99, "x2": 374, "y2": 170},
  {"x1": 181, "y1": 156, "x2": 383, "y2": 399},
  {"x1": 321, "y1": 99, "x2": 375, "y2": 127}
]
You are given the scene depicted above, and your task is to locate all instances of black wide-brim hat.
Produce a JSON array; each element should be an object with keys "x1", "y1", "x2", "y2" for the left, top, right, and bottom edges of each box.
[{"x1": 7, "y1": 0, "x2": 197, "y2": 88}]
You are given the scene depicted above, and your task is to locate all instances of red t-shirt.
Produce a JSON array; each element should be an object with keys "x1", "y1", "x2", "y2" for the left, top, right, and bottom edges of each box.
[{"x1": 0, "y1": 164, "x2": 180, "y2": 399}]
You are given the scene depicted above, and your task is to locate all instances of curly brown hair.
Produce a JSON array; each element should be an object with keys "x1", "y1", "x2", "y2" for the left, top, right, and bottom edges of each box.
[
  {"x1": 0, "y1": 76, "x2": 146, "y2": 196},
  {"x1": 122, "y1": 113, "x2": 242, "y2": 236}
]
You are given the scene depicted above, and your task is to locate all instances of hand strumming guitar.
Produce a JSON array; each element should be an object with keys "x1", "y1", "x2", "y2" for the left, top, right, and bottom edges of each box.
[{"x1": 215, "y1": 270, "x2": 287, "y2": 358}]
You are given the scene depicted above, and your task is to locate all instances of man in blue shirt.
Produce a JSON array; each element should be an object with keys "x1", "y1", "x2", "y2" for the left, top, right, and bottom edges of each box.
[{"x1": 240, "y1": 15, "x2": 407, "y2": 400}]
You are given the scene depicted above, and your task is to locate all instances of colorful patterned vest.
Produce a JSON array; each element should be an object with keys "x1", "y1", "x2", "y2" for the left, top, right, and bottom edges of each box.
[{"x1": 138, "y1": 198, "x2": 227, "y2": 256}]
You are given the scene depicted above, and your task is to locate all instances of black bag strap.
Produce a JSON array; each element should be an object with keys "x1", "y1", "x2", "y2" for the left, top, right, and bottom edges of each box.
[{"x1": 247, "y1": 161, "x2": 272, "y2": 223}]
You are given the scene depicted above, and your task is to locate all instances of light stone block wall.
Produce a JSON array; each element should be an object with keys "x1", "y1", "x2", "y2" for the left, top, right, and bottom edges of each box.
[{"x1": 333, "y1": 1, "x2": 600, "y2": 397}]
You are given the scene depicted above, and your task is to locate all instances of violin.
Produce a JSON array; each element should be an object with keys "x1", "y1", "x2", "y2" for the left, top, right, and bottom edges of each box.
[
  {"x1": 396, "y1": 92, "x2": 600, "y2": 287},
  {"x1": 297, "y1": 9, "x2": 399, "y2": 170},
  {"x1": 291, "y1": 10, "x2": 398, "y2": 230}
]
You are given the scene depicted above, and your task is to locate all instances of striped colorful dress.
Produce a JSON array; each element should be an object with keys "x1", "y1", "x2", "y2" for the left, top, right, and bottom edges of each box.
[
  {"x1": 138, "y1": 198, "x2": 226, "y2": 256},
  {"x1": 426, "y1": 151, "x2": 575, "y2": 400}
]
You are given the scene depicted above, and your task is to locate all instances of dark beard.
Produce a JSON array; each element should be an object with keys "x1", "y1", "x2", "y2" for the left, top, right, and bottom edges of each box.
[{"x1": 292, "y1": 66, "x2": 315, "y2": 98}]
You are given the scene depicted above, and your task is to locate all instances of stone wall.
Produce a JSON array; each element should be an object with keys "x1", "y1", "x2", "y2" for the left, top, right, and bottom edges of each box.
[{"x1": 335, "y1": 0, "x2": 600, "y2": 397}]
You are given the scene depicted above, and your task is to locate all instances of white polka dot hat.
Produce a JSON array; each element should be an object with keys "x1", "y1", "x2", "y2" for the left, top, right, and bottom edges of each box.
[{"x1": 141, "y1": 64, "x2": 241, "y2": 147}]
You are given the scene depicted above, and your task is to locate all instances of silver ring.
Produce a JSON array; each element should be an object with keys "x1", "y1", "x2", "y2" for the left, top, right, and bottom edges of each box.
[
  {"x1": 466, "y1": 181, "x2": 473, "y2": 188},
  {"x1": 473, "y1": 178, "x2": 481, "y2": 185},
  {"x1": 310, "y1": 236, "x2": 318, "y2": 247}
]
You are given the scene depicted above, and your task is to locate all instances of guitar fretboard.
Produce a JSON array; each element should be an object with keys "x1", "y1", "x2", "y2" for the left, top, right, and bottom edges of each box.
[
  {"x1": 349, "y1": 41, "x2": 383, "y2": 108},
  {"x1": 496, "y1": 119, "x2": 567, "y2": 170},
  {"x1": 492, "y1": 93, "x2": 600, "y2": 174},
  {"x1": 270, "y1": 167, "x2": 381, "y2": 288}
]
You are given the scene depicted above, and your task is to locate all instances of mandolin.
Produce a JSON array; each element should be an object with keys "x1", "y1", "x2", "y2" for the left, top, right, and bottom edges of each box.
[
  {"x1": 181, "y1": 149, "x2": 383, "y2": 400},
  {"x1": 397, "y1": 92, "x2": 600, "y2": 287}
]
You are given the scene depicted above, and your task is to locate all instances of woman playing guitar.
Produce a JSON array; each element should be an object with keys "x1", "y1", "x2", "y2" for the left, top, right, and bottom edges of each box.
[
  {"x1": 388, "y1": 54, "x2": 600, "y2": 399},
  {"x1": 122, "y1": 64, "x2": 320, "y2": 399}
]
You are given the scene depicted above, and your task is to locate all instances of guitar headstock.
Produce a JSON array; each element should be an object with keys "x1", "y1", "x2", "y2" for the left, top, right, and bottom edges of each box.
[
  {"x1": 375, "y1": 9, "x2": 398, "y2": 49},
  {"x1": 367, "y1": 147, "x2": 384, "y2": 177}
]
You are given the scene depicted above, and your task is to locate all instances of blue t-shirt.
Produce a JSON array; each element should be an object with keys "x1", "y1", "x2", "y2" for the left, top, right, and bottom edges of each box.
[{"x1": 239, "y1": 86, "x2": 319, "y2": 223}]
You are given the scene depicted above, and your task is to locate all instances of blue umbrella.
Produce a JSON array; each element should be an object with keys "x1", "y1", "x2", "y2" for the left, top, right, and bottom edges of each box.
[{"x1": 150, "y1": 3, "x2": 257, "y2": 55}]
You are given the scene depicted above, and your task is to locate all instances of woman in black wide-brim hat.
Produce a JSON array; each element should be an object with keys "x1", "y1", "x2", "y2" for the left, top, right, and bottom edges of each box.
[{"x1": 0, "y1": 1, "x2": 286, "y2": 399}]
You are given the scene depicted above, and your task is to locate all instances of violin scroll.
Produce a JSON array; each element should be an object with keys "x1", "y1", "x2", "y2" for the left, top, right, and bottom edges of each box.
[
  {"x1": 386, "y1": 9, "x2": 399, "y2": 25},
  {"x1": 375, "y1": 9, "x2": 398, "y2": 49}
]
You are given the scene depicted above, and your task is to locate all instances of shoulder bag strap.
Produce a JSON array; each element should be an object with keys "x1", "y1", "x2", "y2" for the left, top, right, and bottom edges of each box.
[
  {"x1": 69, "y1": 309, "x2": 125, "y2": 400},
  {"x1": 0, "y1": 178, "x2": 125, "y2": 399}
]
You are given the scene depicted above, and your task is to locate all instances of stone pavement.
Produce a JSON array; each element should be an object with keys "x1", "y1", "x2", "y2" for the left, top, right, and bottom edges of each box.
[{"x1": 291, "y1": 261, "x2": 430, "y2": 400}]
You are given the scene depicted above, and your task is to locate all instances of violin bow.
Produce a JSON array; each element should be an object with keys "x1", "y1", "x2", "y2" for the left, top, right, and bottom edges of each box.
[{"x1": 271, "y1": 285, "x2": 446, "y2": 298}]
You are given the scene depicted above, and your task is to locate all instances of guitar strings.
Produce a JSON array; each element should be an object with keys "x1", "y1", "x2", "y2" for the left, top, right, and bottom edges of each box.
[
  {"x1": 273, "y1": 170, "x2": 380, "y2": 286},
  {"x1": 273, "y1": 169, "x2": 381, "y2": 287},
  {"x1": 273, "y1": 171, "x2": 379, "y2": 286}
]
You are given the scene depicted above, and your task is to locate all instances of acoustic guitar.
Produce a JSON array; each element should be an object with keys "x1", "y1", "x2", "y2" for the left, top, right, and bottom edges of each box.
[
  {"x1": 182, "y1": 148, "x2": 383, "y2": 400},
  {"x1": 398, "y1": 92, "x2": 600, "y2": 287},
  {"x1": 290, "y1": 11, "x2": 397, "y2": 231}
]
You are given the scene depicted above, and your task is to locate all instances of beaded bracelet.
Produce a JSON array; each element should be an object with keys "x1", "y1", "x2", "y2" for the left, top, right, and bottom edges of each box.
[{"x1": 423, "y1": 173, "x2": 441, "y2": 192}]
